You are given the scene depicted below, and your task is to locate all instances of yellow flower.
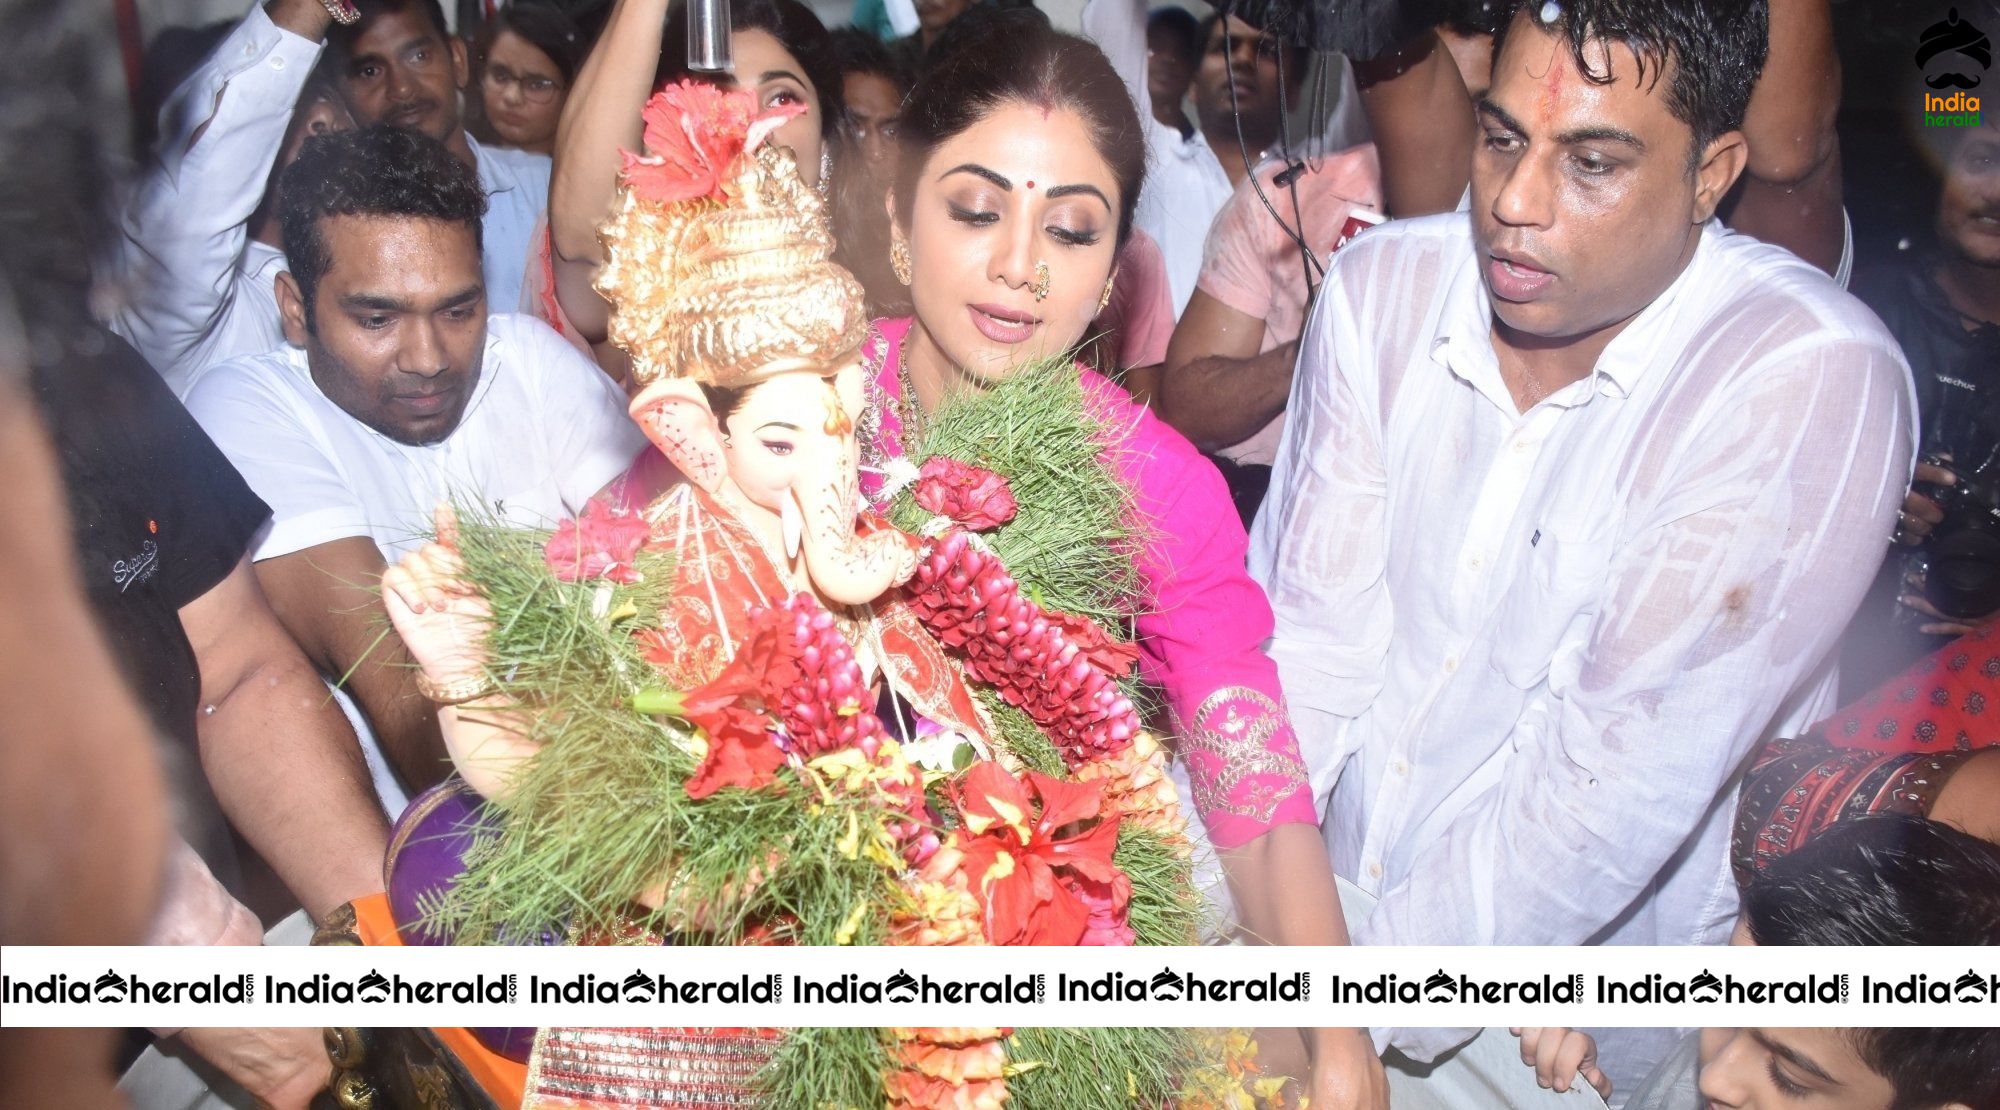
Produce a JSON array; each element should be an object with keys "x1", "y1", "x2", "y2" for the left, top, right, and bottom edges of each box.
[{"x1": 834, "y1": 902, "x2": 869, "y2": 945}]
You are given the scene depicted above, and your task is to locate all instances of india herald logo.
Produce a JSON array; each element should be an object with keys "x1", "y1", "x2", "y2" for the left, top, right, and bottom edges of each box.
[{"x1": 1918, "y1": 8, "x2": 1991, "y2": 90}]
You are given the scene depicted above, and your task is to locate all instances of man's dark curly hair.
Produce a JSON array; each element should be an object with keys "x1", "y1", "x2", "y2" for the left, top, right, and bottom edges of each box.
[
  {"x1": 1493, "y1": 0, "x2": 1768, "y2": 167},
  {"x1": 279, "y1": 124, "x2": 486, "y2": 330}
]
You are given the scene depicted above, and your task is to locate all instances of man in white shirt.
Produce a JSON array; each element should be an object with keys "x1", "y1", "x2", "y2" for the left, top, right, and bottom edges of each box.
[
  {"x1": 1081, "y1": 0, "x2": 1316, "y2": 314},
  {"x1": 110, "y1": 0, "x2": 353, "y2": 394},
  {"x1": 111, "y1": 0, "x2": 550, "y2": 396},
  {"x1": 330, "y1": 0, "x2": 549, "y2": 313},
  {"x1": 186, "y1": 126, "x2": 644, "y2": 797},
  {"x1": 1250, "y1": 0, "x2": 1913, "y2": 1096}
]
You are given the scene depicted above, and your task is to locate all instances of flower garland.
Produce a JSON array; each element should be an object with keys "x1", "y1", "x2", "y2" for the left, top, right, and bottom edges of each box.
[{"x1": 404, "y1": 382, "x2": 1255, "y2": 1107}]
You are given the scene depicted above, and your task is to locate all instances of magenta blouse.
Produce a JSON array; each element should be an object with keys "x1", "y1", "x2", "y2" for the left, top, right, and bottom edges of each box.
[{"x1": 861, "y1": 316, "x2": 1316, "y2": 848}]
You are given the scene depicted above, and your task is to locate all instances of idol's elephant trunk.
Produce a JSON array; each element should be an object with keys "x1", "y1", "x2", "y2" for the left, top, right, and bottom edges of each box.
[{"x1": 786, "y1": 463, "x2": 919, "y2": 607}]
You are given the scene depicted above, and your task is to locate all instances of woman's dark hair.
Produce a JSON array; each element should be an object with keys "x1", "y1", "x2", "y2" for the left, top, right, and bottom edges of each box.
[
  {"x1": 476, "y1": 2, "x2": 587, "y2": 86},
  {"x1": 658, "y1": 0, "x2": 844, "y2": 142},
  {"x1": 894, "y1": 8, "x2": 1145, "y2": 244}
]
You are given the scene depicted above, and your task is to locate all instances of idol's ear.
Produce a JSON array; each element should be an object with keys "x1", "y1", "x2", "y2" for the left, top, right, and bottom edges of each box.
[{"x1": 629, "y1": 378, "x2": 728, "y2": 493}]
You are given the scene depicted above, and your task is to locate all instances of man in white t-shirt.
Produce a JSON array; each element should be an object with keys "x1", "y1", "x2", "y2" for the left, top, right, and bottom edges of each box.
[{"x1": 186, "y1": 126, "x2": 644, "y2": 798}]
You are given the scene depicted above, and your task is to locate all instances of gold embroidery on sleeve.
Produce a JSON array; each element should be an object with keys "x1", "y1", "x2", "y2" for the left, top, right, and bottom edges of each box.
[{"x1": 1178, "y1": 686, "x2": 1308, "y2": 824}]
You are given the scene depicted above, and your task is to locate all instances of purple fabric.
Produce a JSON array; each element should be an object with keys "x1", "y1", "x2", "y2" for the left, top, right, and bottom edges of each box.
[{"x1": 386, "y1": 780, "x2": 549, "y2": 1063}]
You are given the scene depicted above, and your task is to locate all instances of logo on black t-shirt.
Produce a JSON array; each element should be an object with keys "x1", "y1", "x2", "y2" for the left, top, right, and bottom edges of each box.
[{"x1": 112, "y1": 539, "x2": 159, "y2": 593}]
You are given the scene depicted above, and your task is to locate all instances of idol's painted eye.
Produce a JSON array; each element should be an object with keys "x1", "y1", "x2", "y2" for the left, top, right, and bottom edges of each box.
[{"x1": 760, "y1": 439, "x2": 795, "y2": 457}]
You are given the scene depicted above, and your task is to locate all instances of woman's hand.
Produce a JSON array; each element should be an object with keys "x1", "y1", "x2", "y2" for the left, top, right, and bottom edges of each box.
[
  {"x1": 382, "y1": 506, "x2": 493, "y2": 691},
  {"x1": 1512, "y1": 1026, "x2": 1612, "y2": 1100},
  {"x1": 1307, "y1": 1027, "x2": 1390, "y2": 1110}
]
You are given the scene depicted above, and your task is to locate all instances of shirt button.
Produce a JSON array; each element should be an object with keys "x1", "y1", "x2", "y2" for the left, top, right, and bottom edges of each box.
[
  {"x1": 243, "y1": 41, "x2": 257, "y2": 56},
  {"x1": 1391, "y1": 760, "x2": 1408, "y2": 776},
  {"x1": 1467, "y1": 554, "x2": 1483, "y2": 570},
  {"x1": 1443, "y1": 655, "x2": 1459, "y2": 674},
  {"x1": 271, "y1": 56, "x2": 286, "y2": 70},
  {"x1": 1368, "y1": 862, "x2": 1384, "y2": 879},
  {"x1": 1513, "y1": 439, "x2": 1530, "y2": 455}
]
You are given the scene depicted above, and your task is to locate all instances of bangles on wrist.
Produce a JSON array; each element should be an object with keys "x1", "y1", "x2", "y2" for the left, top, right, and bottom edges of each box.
[{"x1": 319, "y1": 0, "x2": 362, "y2": 26}]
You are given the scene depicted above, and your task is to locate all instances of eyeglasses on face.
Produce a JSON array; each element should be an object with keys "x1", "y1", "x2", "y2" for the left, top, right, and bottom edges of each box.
[{"x1": 482, "y1": 64, "x2": 562, "y2": 103}]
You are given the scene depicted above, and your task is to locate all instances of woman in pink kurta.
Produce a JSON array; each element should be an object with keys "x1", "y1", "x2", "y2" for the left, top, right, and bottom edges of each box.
[{"x1": 861, "y1": 315, "x2": 1316, "y2": 850}]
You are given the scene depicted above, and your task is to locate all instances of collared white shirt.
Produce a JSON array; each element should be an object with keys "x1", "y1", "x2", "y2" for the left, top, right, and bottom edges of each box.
[
  {"x1": 184, "y1": 313, "x2": 646, "y2": 564},
  {"x1": 108, "y1": 2, "x2": 550, "y2": 392},
  {"x1": 1079, "y1": 0, "x2": 1237, "y2": 317},
  {"x1": 1249, "y1": 215, "x2": 1913, "y2": 1082}
]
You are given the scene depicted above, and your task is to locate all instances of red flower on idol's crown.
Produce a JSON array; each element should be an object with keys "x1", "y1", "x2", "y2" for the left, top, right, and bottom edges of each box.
[
  {"x1": 948, "y1": 761, "x2": 1128, "y2": 946},
  {"x1": 912, "y1": 457, "x2": 1018, "y2": 532},
  {"x1": 620, "y1": 79, "x2": 807, "y2": 204},
  {"x1": 544, "y1": 500, "x2": 650, "y2": 584}
]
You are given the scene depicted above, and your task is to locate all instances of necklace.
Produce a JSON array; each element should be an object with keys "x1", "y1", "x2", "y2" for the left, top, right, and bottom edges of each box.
[{"x1": 896, "y1": 342, "x2": 925, "y2": 443}]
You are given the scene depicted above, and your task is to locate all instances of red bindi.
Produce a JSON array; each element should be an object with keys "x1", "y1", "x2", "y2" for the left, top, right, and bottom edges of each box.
[{"x1": 1026, "y1": 180, "x2": 1035, "y2": 190}]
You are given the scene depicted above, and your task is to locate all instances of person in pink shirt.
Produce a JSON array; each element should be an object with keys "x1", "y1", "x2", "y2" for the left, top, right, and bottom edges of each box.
[
  {"x1": 871, "y1": 11, "x2": 1386, "y2": 1105},
  {"x1": 1157, "y1": 143, "x2": 1382, "y2": 521}
]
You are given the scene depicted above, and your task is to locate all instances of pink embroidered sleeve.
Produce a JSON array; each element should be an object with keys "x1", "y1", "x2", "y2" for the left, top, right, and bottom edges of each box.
[{"x1": 1083, "y1": 372, "x2": 1316, "y2": 848}]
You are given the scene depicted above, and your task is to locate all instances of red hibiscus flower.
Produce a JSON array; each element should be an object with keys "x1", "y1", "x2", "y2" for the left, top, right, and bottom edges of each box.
[
  {"x1": 677, "y1": 609, "x2": 802, "y2": 799},
  {"x1": 912, "y1": 457, "x2": 1018, "y2": 532},
  {"x1": 544, "y1": 500, "x2": 650, "y2": 584},
  {"x1": 948, "y1": 761, "x2": 1125, "y2": 946},
  {"x1": 621, "y1": 80, "x2": 807, "y2": 204}
]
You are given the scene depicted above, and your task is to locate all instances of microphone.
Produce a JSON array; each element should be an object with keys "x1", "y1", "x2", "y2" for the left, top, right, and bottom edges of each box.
[{"x1": 1272, "y1": 160, "x2": 1307, "y2": 188}]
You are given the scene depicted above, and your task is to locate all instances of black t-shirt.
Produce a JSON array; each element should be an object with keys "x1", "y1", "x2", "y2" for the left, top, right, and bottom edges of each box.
[{"x1": 31, "y1": 326, "x2": 271, "y2": 881}]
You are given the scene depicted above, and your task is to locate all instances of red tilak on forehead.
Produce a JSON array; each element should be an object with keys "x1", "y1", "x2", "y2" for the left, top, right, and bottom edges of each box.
[
  {"x1": 1026, "y1": 180, "x2": 1035, "y2": 190},
  {"x1": 1537, "y1": 45, "x2": 1566, "y2": 125}
]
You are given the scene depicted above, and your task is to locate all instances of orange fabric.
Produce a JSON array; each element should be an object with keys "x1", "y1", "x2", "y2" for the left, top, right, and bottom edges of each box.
[{"x1": 350, "y1": 893, "x2": 529, "y2": 1109}]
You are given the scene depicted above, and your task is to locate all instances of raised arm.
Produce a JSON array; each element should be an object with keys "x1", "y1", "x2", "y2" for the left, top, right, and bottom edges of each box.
[
  {"x1": 1354, "y1": 338, "x2": 1912, "y2": 1062},
  {"x1": 547, "y1": 0, "x2": 673, "y2": 345},
  {"x1": 1078, "y1": 0, "x2": 1151, "y2": 127},
  {"x1": 1724, "y1": 0, "x2": 1843, "y2": 276},
  {"x1": 1351, "y1": 32, "x2": 1477, "y2": 218},
  {"x1": 110, "y1": 0, "x2": 329, "y2": 387}
]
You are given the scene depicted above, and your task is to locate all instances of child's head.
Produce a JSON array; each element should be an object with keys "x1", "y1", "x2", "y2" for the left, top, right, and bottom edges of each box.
[{"x1": 1699, "y1": 817, "x2": 2000, "y2": 1109}]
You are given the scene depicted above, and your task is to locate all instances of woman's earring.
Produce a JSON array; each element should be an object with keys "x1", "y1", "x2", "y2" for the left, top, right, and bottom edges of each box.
[
  {"x1": 1032, "y1": 259, "x2": 1051, "y2": 302},
  {"x1": 818, "y1": 148, "x2": 833, "y2": 197},
  {"x1": 890, "y1": 238, "x2": 913, "y2": 285},
  {"x1": 1097, "y1": 274, "x2": 1116, "y2": 314}
]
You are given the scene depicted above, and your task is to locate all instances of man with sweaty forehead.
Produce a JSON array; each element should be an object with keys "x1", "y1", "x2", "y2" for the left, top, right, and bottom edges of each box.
[{"x1": 1250, "y1": 0, "x2": 1913, "y2": 1094}]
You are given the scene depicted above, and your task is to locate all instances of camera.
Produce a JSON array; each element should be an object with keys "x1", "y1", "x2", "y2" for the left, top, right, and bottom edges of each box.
[{"x1": 1918, "y1": 452, "x2": 2000, "y2": 619}]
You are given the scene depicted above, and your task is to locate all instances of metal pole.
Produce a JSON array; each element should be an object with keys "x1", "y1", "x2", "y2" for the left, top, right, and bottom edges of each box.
[{"x1": 688, "y1": 0, "x2": 733, "y2": 73}]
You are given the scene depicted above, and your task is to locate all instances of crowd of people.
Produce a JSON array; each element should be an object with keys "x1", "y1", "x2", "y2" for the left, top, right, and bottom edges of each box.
[{"x1": 1, "y1": 0, "x2": 1997, "y2": 1107}]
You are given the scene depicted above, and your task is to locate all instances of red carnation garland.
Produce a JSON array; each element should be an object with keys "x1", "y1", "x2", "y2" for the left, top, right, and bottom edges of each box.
[
  {"x1": 905, "y1": 530, "x2": 1140, "y2": 765},
  {"x1": 768, "y1": 595, "x2": 887, "y2": 761}
]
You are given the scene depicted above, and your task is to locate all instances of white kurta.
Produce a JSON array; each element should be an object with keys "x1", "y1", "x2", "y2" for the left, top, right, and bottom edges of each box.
[{"x1": 1250, "y1": 213, "x2": 1914, "y2": 1090}]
